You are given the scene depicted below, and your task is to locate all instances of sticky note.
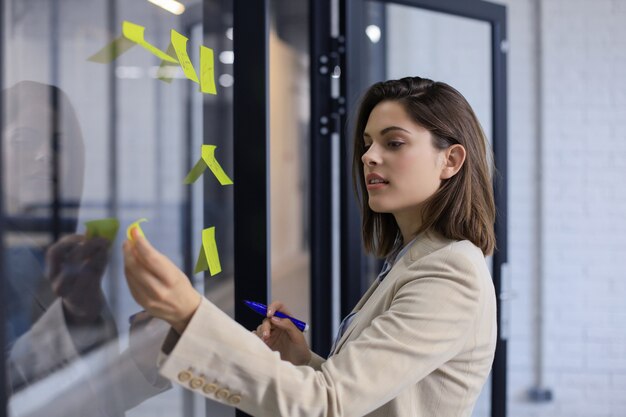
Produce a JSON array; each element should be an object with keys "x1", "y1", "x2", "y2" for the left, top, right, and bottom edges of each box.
[
  {"x1": 85, "y1": 218, "x2": 120, "y2": 242},
  {"x1": 201, "y1": 145, "x2": 233, "y2": 185},
  {"x1": 89, "y1": 21, "x2": 218, "y2": 95},
  {"x1": 122, "y1": 21, "x2": 178, "y2": 63},
  {"x1": 194, "y1": 227, "x2": 222, "y2": 276},
  {"x1": 88, "y1": 36, "x2": 136, "y2": 63},
  {"x1": 200, "y1": 46, "x2": 217, "y2": 95},
  {"x1": 184, "y1": 145, "x2": 233, "y2": 185},
  {"x1": 127, "y1": 218, "x2": 148, "y2": 241},
  {"x1": 170, "y1": 30, "x2": 199, "y2": 83}
]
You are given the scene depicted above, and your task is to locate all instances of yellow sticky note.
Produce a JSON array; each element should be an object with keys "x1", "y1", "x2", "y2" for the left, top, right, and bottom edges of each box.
[
  {"x1": 88, "y1": 36, "x2": 136, "y2": 63},
  {"x1": 194, "y1": 227, "x2": 222, "y2": 276},
  {"x1": 85, "y1": 218, "x2": 120, "y2": 242},
  {"x1": 127, "y1": 218, "x2": 148, "y2": 241},
  {"x1": 183, "y1": 145, "x2": 233, "y2": 185},
  {"x1": 122, "y1": 21, "x2": 178, "y2": 63},
  {"x1": 170, "y1": 30, "x2": 199, "y2": 83},
  {"x1": 200, "y1": 45, "x2": 217, "y2": 95},
  {"x1": 202, "y1": 145, "x2": 234, "y2": 185}
]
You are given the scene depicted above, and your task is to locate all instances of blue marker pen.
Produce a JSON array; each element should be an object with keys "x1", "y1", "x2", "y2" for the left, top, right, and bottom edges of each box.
[{"x1": 244, "y1": 300, "x2": 309, "y2": 332}]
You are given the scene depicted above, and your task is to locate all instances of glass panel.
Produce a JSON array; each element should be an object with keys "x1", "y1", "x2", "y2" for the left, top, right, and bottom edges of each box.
[
  {"x1": 363, "y1": 2, "x2": 494, "y2": 416},
  {"x1": 269, "y1": 0, "x2": 311, "y2": 343},
  {"x1": 199, "y1": 3, "x2": 236, "y2": 416},
  {"x1": 2, "y1": 1, "x2": 235, "y2": 416},
  {"x1": 363, "y1": 2, "x2": 493, "y2": 142}
]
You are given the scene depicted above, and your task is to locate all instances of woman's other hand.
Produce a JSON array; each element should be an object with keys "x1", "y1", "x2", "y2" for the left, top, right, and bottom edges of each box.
[
  {"x1": 46, "y1": 234, "x2": 109, "y2": 324},
  {"x1": 254, "y1": 301, "x2": 311, "y2": 366},
  {"x1": 123, "y1": 228, "x2": 201, "y2": 334}
]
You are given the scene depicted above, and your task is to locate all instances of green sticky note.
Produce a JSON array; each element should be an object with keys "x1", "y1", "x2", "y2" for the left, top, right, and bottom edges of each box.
[
  {"x1": 122, "y1": 21, "x2": 178, "y2": 64},
  {"x1": 183, "y1": 159, "x2": 207, "y2": 184},
  {"x1": 171, "y1": 30, "x2": 199, "y2": 83},
  {"x1": 88, "y1": 36, "x2": 136, "y2": 63},
  {"x1": 202, "y1": 145, "x2": 233, "y2": 185},
  {"x1": 194, "y1": 227, "x2": 222, "y2": 276},
  {"x1": 183, "y1": 145, "x2": 233, "y2": 185},
  {"x1": 127, "y1": 218, "x2": 148, "y2": 241},
  {"x1": 200, "y1": 45, "x2": 217, "y2": 95},
  {"x1": 85, "y1": 218, "x2": 120, "y2": 242}
]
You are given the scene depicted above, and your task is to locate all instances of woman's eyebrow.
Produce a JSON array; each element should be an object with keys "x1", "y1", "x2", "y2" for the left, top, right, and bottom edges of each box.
[
  {"x1": 380, "y1": 126, "x2": 410, "y2": 135},
  {"x1": 363, "y1": 126, "x2": 411, "y2": 138}
]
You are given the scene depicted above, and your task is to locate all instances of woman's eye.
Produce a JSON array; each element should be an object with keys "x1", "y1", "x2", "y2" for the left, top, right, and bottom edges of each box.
[{"x1": 388, "y1": 141, "x2": 404, "y2": 148}]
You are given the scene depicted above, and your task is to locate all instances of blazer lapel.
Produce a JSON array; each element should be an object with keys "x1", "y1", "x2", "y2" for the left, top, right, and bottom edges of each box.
[
  {"x1": 332, "y1": 230, "x2": 454, "y2": 355},
  {"x1": 329, "y1": 278, "x2": 381, "y2": 355}
]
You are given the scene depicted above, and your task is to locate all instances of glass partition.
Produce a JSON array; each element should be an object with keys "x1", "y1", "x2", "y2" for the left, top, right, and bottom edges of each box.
[
  {"x1": 269, "y1": 0, "x2": 311, "y2": 343},
  {"x1": 2, "y1": 1, "x2": 236, "y2": 416}
]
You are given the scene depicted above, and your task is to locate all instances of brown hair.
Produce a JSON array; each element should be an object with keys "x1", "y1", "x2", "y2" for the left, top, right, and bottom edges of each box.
[{"x1": 352, "y1": 76, "x2": 496, "y2": 257}]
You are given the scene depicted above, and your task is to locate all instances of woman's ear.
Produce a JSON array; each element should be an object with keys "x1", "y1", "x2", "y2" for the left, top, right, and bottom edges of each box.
[{"x1": 440, "y1": 144, "x2": 466, "y2": 180}]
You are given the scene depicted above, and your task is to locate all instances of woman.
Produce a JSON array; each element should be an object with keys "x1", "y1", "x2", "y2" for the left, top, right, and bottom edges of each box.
[{"x1": 123, "y1": 76, "x2": 498, "y2": 416}]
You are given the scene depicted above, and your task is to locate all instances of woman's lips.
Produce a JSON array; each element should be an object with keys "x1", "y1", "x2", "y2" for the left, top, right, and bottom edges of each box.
[
  {"x1": 366, "y1": 181, "x2": 388, "y2": 190},
  {"x1": 365, "y1": 174, "x2": 389, "y2": 190}
]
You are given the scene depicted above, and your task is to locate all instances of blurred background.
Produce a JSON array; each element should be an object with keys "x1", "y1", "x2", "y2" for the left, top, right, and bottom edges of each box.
[{"x1": 1, "y1": 0, "x2": 624, "y2": 417}]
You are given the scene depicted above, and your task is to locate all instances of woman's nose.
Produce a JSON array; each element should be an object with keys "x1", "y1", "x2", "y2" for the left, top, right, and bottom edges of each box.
[
  {"x1": 35, "y1": 144, "x2": 51, "y2": 163},
  {"x1": 361, "y1": 146, "x2": 380, "y2": 166}
]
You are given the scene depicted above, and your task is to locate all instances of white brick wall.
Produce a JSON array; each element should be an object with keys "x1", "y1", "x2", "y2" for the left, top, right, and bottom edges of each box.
[{"x1": 494, "y1": 0, "x2": 626, "y2": 416}]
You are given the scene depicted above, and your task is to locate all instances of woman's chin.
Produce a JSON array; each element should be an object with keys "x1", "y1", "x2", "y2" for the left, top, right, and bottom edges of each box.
[{"x1": 367, "y1": 200, "x2": 393, "y2": 214}]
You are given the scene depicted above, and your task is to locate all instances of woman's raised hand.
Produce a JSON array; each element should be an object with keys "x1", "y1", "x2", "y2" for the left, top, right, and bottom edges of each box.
[
  {"x1": 123, "y1": 228, "x2": 201, "y2": 334},
  {"x1": 254, "y1": 301, "x2": 311, "y2": 366}
]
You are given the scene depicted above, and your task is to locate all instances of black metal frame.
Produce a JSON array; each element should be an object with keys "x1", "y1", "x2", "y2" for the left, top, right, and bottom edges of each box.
[
  {"x1": 342, "y1": 1, "x2": 508, "y2": 417},
  {"x1": 233, "y1": 3, "x2": 270, "y2": 415},
  {"x1": 0, "y1": 0, "x2": 6, "y2": 413},
  {"x1": 309, "y1": 0, "x2": 336, "y2": 357},
  {"x1": 232, "y1": 0, "x2": 271, "y2": 349}
]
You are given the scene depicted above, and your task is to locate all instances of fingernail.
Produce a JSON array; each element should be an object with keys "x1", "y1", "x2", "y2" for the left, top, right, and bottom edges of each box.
[
  {"x1": 267, "y1": 309, "x2": 273, "y2": 316},
  {"x1": 127, "y1": 218, "x2": 148, "y2": 241},
  {"x1": 271, "y1": 317, "x2": 280, "y2": 322},
  {"x1": 262, "y1": 331, "x2": 268, "y2": 338}
]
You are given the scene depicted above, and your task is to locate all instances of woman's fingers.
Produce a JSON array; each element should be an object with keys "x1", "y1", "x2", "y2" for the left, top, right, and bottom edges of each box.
[
  {"x1": 124, "y1": 237, "x2": 202, "y2": 332},
  {"x1": 129, "y1": 228, "x2": 166, "y2": 277},
  {"x1": 267, "y1": 300, "x2": 292, "y2": 317},
  {"x1": 123, "y1": 240, "x2": 140, "y2": 275},
  {"x1": 125, "y1": 233, "x2": 163, "y2": 286},
  {"x1": 123, "y1": 240, "x2": 155, "y2": 304},
  {"x1": 253, "y1": 324, "x2": 265, "y2": 340},
  {"x1": 269, "y1": 316, "x2": 302, "y2": 342},
  {"x1": 259, "y1": 318, "x2": 274, "y2": 340},
  {"x1": 254, "y1": 318, "x2": 286, "y2": 343},
  {"x1": 129, "y1": 228, "x2": 186, "y2": 289}
]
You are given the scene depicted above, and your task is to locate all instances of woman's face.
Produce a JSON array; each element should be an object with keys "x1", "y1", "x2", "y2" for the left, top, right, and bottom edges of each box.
[
  {"x1": 361, "y1": 100, "x2": 445, "y2": 217},
  {"x1": 3, "y1": 83, "x2": 85, "y2": 219},
  {"x1": 4, "y1": 103, "x2": 54, "y2": 215}
]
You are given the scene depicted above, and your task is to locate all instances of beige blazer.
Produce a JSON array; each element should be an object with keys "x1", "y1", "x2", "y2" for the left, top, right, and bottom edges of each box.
[{"x1": 158, "y1": 231, "x2": 497, "y2": 417}]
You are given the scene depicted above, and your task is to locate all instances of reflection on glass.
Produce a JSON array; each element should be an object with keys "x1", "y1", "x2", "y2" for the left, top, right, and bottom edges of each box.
[
  {"x1": 3, "y1": 81, "x2": 170, "y2": 417},
  {"x1": 2, "y1": 0, "x2": 236, "y2": 416},
  {"x1": 3, "y1": 81, "x2": 109, "y2": 376}
]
